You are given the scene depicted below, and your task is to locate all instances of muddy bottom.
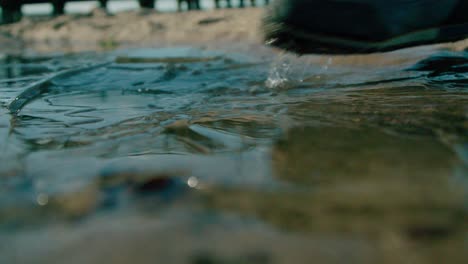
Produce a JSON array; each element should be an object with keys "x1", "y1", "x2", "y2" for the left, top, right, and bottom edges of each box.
[{"x1": 0, "y1": 46, "x2": 467, "y2": 264}]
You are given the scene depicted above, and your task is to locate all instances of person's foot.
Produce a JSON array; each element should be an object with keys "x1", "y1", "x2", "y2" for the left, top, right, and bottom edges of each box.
[{"x1": 263, "y1": 0, "x2": 468, "y2": 54}]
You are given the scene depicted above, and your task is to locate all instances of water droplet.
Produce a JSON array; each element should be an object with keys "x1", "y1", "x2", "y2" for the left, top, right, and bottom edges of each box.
[
  {"x1": 36, "y1": 193, "x2": 49, "y2": 206},
  {"x1": 265, "y1": 54, "x2": 294, "y2": 89},
  {"x1": 321, "y1": 57, "x2": 333, "y2": 71},
  {"x1": 265, "y1": 38, "x2": 278, "y2": 45},
  {"x1": 187, "y1": 176, "x2": 199, "y2": 188}
]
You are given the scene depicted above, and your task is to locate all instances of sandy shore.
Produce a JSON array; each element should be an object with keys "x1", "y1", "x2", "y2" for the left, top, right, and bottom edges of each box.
[
  {"x1": 0, "y1": 6, "x2": 466, "y2": 65},
  {"x1": 0, "y1": 8, "x2": 264, "y2": 53}
]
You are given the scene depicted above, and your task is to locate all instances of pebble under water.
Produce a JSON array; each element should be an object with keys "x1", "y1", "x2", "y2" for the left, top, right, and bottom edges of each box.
[{"x1": 0, "y1": 46, "x2": 467, "y2": 264}]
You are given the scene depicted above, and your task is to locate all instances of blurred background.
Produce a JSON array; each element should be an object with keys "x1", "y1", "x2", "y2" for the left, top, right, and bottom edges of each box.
[{"x1": 0, "y1": 0, "x2": 269, "y2": 22}]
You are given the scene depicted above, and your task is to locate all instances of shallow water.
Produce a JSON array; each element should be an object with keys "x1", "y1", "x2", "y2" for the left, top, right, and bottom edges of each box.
[{"x1": 0, "y1": 46, "x2": 467, "y2": 263}]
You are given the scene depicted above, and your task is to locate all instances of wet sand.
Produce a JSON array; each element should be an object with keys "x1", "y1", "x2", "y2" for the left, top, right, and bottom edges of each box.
[
  {"x1": 1, "y1": 7, "x2": 467, "y2": 55},
  {"x1": 0, "y1": 8, "x2": 263, "y2": 53}
]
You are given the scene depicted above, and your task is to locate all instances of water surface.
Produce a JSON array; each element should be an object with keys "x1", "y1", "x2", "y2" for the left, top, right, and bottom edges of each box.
[{"x1": 0, "y1": 46, "x2": 467, "y2": 264}]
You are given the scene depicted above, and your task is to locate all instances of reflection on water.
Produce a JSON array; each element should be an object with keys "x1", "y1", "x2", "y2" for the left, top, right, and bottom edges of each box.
[{"x1": 0, "y1": 46, "x2": 467, "y2": 264}]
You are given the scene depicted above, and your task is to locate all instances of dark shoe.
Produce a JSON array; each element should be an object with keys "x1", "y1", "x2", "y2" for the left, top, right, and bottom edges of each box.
[{"x1": 263, "y1": 0, "x2": 468, "y2": 54}]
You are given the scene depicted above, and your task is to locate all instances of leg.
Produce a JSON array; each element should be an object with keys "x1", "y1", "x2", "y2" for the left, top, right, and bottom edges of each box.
[
  {"x1": 98, "y1": 0, "x2": 108, "y2": 9},
  {"x1": 226, "y1": 0, "x2": 232, "y2": 8},
  {"x1": 1, "y1": 3, "x2": 22, "y2": 24},
  {"x1": 214, "y1": 0, "x2": 220, "y2": 9},
  {"x1": 239, "y1": 0, "x2": 245, "y2": 8},
  {"x1": 177, "y1": 0, "x2": 183, "y2": 11},
  {"x1": 52, "y1": 0, "x2": 65, "y2": 16},
  {"x1": 189, "y1": 0, "x2": 201, "y2": 10},
  {"x1": 139, "y1": 0, "x2": 155, "y2": 9},
  {"x1": 251, "y1": 0, "x2": 256, "y2": 7}
]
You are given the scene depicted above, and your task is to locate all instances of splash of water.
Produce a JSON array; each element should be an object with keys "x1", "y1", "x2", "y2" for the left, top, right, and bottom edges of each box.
[
  {"x1": 265, "y1": 53, "x2": 333, "y2": 90},
  {"x1": 265, "y1": 52, "x2": 297, "y2": 90}
]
